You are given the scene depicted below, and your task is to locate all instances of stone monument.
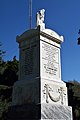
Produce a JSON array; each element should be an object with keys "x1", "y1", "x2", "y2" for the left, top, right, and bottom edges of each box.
[{"x1": 9, "y1": 9, "x2": 73, "y2": 120}]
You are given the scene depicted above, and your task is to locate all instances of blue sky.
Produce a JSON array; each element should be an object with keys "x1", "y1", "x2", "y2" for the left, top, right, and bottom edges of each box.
[{"x1": 0, "y1": 0, "x2": 80, "y2": 82}]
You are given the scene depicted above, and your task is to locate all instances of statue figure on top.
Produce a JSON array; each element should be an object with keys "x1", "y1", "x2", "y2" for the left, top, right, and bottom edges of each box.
[{"x1": 36, "y1": 9, "x2": 45, "y2": 30}]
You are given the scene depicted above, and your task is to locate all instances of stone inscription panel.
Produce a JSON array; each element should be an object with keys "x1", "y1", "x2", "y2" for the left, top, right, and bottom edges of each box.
[
  {"x1": 20, "y1": 41, "x2": 39, "y2": 79},
  {"x1": 41, "y1": 40, "x2": 60, "y2": 80},
  {"x1": 24, "y1": 45, "x2": 35, "y2": 75}
]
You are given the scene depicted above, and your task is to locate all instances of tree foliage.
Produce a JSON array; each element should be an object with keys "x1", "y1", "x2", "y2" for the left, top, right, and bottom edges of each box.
[
  {"x1": 0, "y1": 55, "x2": 19, "y2": 119},
  {"x1": 0, "y1": 42, "x2": 6, "y2": 63},
  {"x1": 0, "y1": 56, "x2": 18, "y2": 86},
  {"x1": 67, "y1": 80, "x2": 80, "y2": 120},
  {"x1": 0, "y1": 85, "x2": 12, "y2": 120}
]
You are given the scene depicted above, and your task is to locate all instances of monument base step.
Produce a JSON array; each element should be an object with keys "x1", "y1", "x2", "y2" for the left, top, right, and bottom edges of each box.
[
  {"x1": 7, "y1": 104, "x2": 73, "y2": 120},
  {"x1": 41, "y1": 104, "x2": 73, "y2": 120}
]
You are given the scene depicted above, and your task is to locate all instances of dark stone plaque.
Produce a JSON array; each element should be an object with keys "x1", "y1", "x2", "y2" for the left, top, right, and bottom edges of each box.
[{"x1": 20, "y1": 43, "x2": 38, "y2": 78}]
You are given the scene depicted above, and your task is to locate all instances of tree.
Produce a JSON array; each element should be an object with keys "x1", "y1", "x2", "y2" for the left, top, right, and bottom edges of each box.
[
  {"x1": 0, "y1": 42, "x2": 6, "y2": 63},
  {"x1": 0, "y1": 55, "x2": 19, "y2": 86},
  {"x1": 2, "y1": 56, "x2": 19, "y2": 86},
  {"x1": 0, "y1": 56, "x2": 19, "y2": 119},
  {"x1": 66, "y1": 80, "x2": 80, "y2": 120},
  {"x1": 77, "y1": 37, "x2": 80, "y2": 45}
]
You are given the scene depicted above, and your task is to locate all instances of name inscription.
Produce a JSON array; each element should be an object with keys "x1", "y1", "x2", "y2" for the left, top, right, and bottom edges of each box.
[
  {"x1": 21, "y1": 44, "x2": 37, "y2": 77},
  {"x1": 41, "y1": 40, "x2": 60, "y2": 79}
]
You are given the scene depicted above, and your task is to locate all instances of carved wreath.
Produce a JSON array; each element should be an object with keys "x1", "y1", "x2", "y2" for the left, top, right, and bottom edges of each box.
[{"x1": 43, "y1": 84, "x2": 66, "y2": 104}]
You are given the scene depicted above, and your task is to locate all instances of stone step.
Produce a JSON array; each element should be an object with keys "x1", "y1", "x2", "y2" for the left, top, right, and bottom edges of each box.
[{"x1": 7, "y1": 104, "x2": 73, "y2": 120}]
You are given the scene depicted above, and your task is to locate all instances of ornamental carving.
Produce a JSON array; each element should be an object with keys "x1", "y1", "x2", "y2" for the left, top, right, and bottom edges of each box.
[
  {"x1": 43, "y1": 84, "x2": 66, "y2": 104},
  {"x1": 36, "y1": 9, "x2": 45, "y2": 26}
]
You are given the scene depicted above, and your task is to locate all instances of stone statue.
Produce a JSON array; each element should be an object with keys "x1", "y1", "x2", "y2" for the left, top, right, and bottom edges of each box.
[{"x1": 36, "y1": 9, "x2": 45, "y2": 30}]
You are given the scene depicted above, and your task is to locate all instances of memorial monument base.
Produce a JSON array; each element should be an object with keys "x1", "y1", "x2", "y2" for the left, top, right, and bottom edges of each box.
[
  {"x1": 12, "y1": 78, "x2": 68, "y2": 106},
  {"x1": 7, "y1": 104, "x2": 73, "y2": 120}
]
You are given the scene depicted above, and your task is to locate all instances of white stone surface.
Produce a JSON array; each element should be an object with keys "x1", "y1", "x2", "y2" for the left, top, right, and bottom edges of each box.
[
  {"x1": 36, "y1": 9, "x2": 45, "y2": 30},
  {"x1": 12, "y1": 77, "x2": 68, "y2": 106},
  {"x1": 43, "y1": 29, "x2": 64, "y2": 42},
  {"x1": 41, "y1": 104, "x2": 73, "y2": 120},
  {"x1": 41, "y1": 79, "x2": 68, "y2": 106},
  {"x1": 40, "y1": 40, "x2": 61, "y2": 81}
]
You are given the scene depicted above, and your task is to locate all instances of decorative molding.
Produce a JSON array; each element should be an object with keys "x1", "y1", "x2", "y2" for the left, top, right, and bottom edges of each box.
[{"x1": 43, "y1": 84, "x2": 66, "y2": 104}]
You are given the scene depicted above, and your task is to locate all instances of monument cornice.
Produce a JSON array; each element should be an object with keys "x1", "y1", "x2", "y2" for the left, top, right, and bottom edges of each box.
[
  {"x1": 40, "y1": 31, "x2": 60, "y2": 44},
  {"x1": 16, "y1": 25, "x2": 63, "y2": 46},
  {"x1": 40, "y1": 29, "x2": 64, "y2": 44},
  {"x1": 16, "y1": 27, "x2": 40, "y2": 43}
]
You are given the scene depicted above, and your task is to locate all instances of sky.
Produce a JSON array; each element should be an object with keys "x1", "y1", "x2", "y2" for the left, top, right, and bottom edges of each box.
[{"x1": 0, "y1": 0, "x2": 80, "y2": 82}]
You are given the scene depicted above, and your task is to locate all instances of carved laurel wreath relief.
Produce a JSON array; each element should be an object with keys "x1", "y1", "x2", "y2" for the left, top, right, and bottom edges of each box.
[{"x1": 43, "y1": 84, "x2": 66, "y2": 104}]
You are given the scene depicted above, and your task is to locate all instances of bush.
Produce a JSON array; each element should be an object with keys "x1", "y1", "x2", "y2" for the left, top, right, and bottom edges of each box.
[{"x1": 0, "y1": 85, "x2": 12, "y2": 119}]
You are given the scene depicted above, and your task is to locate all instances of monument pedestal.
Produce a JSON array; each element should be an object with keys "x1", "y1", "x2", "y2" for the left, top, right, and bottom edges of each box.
[
  {"x1": 12, "y1": 78, "x2": 68, "y2": 106},
  {"x1": 11, "y1": 78, "x2": 72, "y2": 120}
]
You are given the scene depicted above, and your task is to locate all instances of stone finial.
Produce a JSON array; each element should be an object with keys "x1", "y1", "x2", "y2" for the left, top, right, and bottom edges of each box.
[{"x1": 36, "y1": 9, "x2": 45, "y2": 30}]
